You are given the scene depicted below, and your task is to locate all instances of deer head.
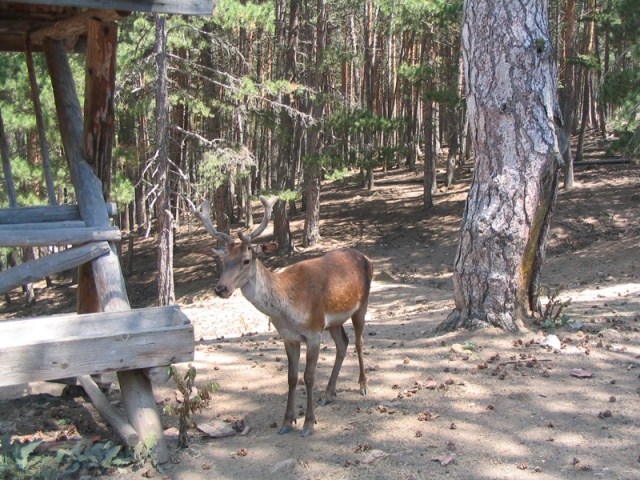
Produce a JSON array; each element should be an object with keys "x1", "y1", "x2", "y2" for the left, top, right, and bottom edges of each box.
[{"x1": 196, "y1": 195, "x2": 279, "y2": 298}]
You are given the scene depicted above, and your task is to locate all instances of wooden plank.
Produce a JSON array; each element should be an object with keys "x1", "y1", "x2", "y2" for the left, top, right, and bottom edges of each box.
[
  {"x1": 0, "y1": 204, "x2": 117, "y2": 224},
  {"x1": 0, "y1": 227, "x2": 121, "y2": 247},
  {"x1": 77, "y1": 375, "x2": 140, "y2": 447},
  {"x1": 14, "y1": 0, "x2": 214, "y2": 16},
  {"x1": 0, "y1": 306, "x2": 189, "y2": 345},
  {"x1": 0, "y1": 221, "x2": 86, "y2": 231},
  {"x1": 0, "y1": 324, "x2": 194, "y2": 387},
  {"x1": 0, "y1": 241, "x2": 110, "y2": 295}
]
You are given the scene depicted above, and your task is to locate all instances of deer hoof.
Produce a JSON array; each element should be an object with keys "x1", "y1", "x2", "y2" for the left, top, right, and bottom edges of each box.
[
  {"x1": 300, "y1": 428, "x2": 314, "y2": 437},
  {"x1": 361, "y1": 387, "x2": 368, "y2": 396},
  {"x1": 278, "y1": 425, "x2": 293, "y2": 434},
  {"x1": 321, "y1": 398, "x2": 333, "y2": 406}
]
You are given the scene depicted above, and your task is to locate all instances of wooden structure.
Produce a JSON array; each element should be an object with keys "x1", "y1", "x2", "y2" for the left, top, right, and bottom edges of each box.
[{"x1": 0, "y1": 0, "x2": 212, "y2": 463}]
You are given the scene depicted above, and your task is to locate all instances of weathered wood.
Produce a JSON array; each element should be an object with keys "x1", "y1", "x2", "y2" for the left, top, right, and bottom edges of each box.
[
  {"x1": 30, "y1": 10, "x2": 124, "y2": 47},
  {"x1": 15, "y1": 0, "x2": 214, "y2": 16},
  {"x1": 0, "y1": 306, "x2": 194, "y2": 387},
  {"x1": 0, "y1": 241, "x2": 111, "y2": 295},
  {"x1": 84, "y1": 19, "x2": 117, "y2": 202},
  {"x1": 44, "y1": 39, "x2": 129, "y2": 311},
  {"x1": 0, "y1": 220, "x2": 86, "y2": 231},
  {"x1": 0, "y1": 227, "x2": 121, "y2": 247},
  {"x1": 77, "y1": 375, "x2": 140, "y2": 447},
  {"x1": 0, "y1": 204, "x2": 117, "y2": 225},
  {"x1": 45, "y1": 38, "x2": 168, "y2": 462}
]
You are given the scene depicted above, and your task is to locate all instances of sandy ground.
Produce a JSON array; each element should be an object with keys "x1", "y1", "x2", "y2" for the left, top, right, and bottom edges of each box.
[{"x1": 1, "y1": 155, "x2": 639, "y2": 480}]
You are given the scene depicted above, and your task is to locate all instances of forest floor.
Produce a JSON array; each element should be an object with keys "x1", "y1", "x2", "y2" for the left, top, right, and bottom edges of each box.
[{"x1": 1, "y1": 131, "x2": 640, "y2": 479}]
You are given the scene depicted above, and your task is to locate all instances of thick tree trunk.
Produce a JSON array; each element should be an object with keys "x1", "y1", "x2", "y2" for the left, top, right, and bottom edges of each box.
[{"x1": 438, "y1": 0, "x2": 561, "y2": 333}]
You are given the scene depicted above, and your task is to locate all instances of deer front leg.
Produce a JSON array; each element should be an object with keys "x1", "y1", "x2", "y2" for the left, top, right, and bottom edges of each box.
[
  {"x1": 279, "y1": 340, "x2": 300, "y2": 434},
  {"x1": 301, "y1": 337, "x2": 321, "y2": 437}
]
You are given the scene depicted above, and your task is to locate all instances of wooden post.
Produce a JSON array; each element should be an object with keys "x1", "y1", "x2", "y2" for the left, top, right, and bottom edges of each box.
[
  {"x1": 84, "y1": 18, "x2": 117, "y2": 202},
  {"x1": 43, "y1": 38, "x2": 169, "y2": 463}
]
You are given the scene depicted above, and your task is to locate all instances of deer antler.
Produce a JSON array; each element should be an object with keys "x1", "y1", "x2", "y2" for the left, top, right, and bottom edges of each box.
[
  {"x1": 239, "y1": 196, "x2": 279, "y2": 243},
  {"x1": 196, "y1": 200, "x2": 234, "y2": 244}
]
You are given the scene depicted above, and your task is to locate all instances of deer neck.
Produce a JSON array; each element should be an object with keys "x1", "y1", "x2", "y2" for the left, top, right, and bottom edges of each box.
[{"x1": 240, "y1": 260, "x2": 284, "y2": 318}]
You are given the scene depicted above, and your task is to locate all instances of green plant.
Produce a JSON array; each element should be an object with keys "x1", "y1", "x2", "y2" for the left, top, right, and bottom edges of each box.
[
  {"x1": 534, "y1": 286, "x2": 571, "y2": 328},
  {"x1": 164, "y1": 364, "x2": 220, "y2": 448},
  {"x1": 462, "y1": 341, "x2": 477, "y2": 351},
  {"x1": 0, "y1": 433, "x2": 136, "y2": 479},
  {"x1": 57, "y1": 440, "x2": 132, "y2": 474},
  {"x1": 0, "y1": 435, "x2": 49, "y2": 478}
]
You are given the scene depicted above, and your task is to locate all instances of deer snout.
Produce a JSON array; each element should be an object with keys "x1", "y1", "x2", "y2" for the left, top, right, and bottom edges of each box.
[{"x1": 214, "y1": 284, "x2": 230, "y2": 298}]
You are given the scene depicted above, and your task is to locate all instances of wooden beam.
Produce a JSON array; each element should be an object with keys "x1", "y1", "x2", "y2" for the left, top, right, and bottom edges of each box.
[
  {"x1": 0, "y1": 241, "x2": 111, "y2": 295},
  {"x1": 30, "y1": 10, "x2": 124, "y2": 47},
  {"x1": 26, "y1": 40, "x2": 58, "y2": 206},
  {"x1": 0, "y1": 227, "x2": 121, "y2": 247},
  {"x1": 44, "y1": 39, "x2": 128, "y2": 310},
  {"x1": 13, "y1": 0, "x2": 214, "y2": 16},
  {"x1": 0, "y1": 306, "x2": 194, "y2": 387},
  {"x1": 84, "y1": 18, "x2": 117, "y2": 201},
  {"x1": 0, "y1": 204, "x2": 117, "y2": 224},
  {"x1": 44, "y1": 38, "x2": 169, "y2": 463},
  {"x1": 0, "y1": 220, "x2": 86, "y2": 231},
  {"x1": 77, "y1": 375, "x2": 140, "y2": 447}
]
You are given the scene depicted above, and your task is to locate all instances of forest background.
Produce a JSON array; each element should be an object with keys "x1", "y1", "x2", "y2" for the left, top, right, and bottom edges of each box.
[{"x1": 0, "y1": 0, "x2": 639, "y2": 303}]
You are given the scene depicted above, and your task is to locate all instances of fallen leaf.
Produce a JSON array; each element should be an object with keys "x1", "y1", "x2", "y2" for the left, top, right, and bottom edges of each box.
[
  {"x1": 432, "y1": 455, "x2": 454, "y2": 466},
  {"x1": 361, "y1": 449, "x2": 387, "y2": 464},
  {"x1": 570, "y1": 368, "x2": 594, "y2": 378},
  {"x1": 197, "y1": 421, "x2": 237, "y2": 438}
]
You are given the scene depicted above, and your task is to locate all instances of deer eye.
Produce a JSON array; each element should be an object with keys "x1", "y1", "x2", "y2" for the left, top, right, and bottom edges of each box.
[{"x1": 243, "y1": 258, "x2": 251, "y2": 265}]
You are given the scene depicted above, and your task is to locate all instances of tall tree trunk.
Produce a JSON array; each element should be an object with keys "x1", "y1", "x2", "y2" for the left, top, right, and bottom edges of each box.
[
  {"x1": 561, "y1": 0, "x2": 576, "y2": 189},
  {"x1": 155, "y1": 15, "x2": 175, "y2": 306},
  {"x1": 26, "y1": 44, "x2": 57, "y2": 205},
  {"x1": 303, "y1": 0, "x2": 328, "y2": 247},
  {"x1": 0, "y1": 107, "x2": 17, "y2": 208},
  {"x1": 423, "y1": 31, "x2": 437, "y2": 209},
  {"x1": 438, "y1": 0, "x2": 561, "y2": 333},
  {"x1": 574, "y1": 0, "x2": 596, "y2": 163}
]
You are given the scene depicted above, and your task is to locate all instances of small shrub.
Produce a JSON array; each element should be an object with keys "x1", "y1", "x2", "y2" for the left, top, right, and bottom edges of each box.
[
  {"x1": 534, "y1": 285, "x2": 571, "y2": 328},
  {"x1": 164, "y1": 364, "x2": 220, "y2": 448}
]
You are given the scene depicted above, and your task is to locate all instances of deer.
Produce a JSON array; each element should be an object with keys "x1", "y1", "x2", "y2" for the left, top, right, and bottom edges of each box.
[{"x1": 195, "y1": 196, "x2": 373, "y2": 437}]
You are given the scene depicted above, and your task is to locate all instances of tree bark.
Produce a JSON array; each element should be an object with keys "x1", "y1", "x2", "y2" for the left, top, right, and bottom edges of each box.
[
  {"x1": 155, "y1": 15, "x2": 175, "y2": 306},
  {"x1": 302, "y1": 0, "x2": 328, "y2": 247},
  {"x1": 0, "y1": 107, "x2": 17, "y2": 208},
  {"x1": 438, "y1": 0, "x2": 561, "y2": 333}
]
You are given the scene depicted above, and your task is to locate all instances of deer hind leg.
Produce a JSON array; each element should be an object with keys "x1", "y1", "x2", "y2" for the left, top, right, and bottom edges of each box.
[
  {"x1": 352, "y1": 305, "x2": 368, "y2": 396},
  {"x1": 321, "y1": 325, "x2": 349, "y2": 406},
  {"x1": 279, "y1": 340, "x2": 300, "y2": 434},
  {"x1": 301, "y1": 336, "x2": 321, "y2": 437}
]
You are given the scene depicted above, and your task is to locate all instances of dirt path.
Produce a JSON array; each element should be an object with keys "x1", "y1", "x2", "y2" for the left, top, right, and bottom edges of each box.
[{"x1": 1, "y1": 161, "x2": 639, "y2": 479}]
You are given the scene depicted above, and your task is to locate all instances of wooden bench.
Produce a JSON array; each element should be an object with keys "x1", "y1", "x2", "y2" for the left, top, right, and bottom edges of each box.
[
  {"x1": 0, "y1": 305, "x2": 194, "y2": 387},
  {"x1": 0, "y1": 204, "x2": 195, "y2": 456},
  {"x1": 0, "y1": 305, "x2": 195, "y2": 446}
]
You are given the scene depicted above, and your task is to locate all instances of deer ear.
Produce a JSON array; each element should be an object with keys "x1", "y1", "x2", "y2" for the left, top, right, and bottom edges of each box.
[{"x1": 254, "y1": 242, "x2": 278, "y2": 255}]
